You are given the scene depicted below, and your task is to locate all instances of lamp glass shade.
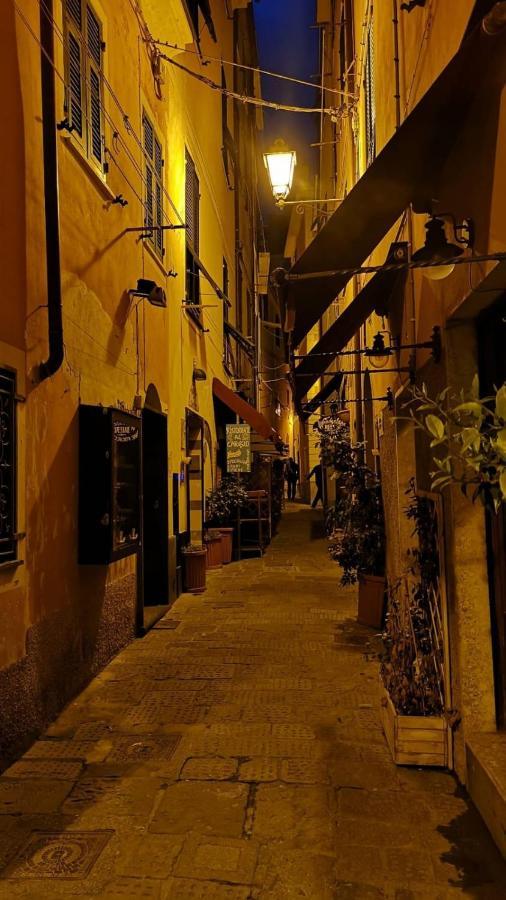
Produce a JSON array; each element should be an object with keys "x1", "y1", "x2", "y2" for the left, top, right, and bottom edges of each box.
[
  {"x1": 263, "y1": 148, "x2": 296, "y2": 202},
  {"x1": 412, "y1": 216, "x2": 463, "y2": 281}
]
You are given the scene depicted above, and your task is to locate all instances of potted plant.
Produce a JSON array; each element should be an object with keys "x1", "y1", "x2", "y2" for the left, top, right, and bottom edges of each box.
[
  {"x1": 182, "y1": 544, "x2": 207, "y2": 594},
  {"x1": 204, "y1": 529, "x2": 223, "y2": 570},
  {"x1": 328, "y1": 462, "x2": 386, "y2": 628},
  {"x1": 206, "y1": 477, "x2": 249, "y2": 564}
]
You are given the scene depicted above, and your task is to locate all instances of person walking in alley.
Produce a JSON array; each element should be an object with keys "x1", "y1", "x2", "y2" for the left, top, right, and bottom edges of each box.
[
  {"x1": 285, "y1": 457, "x2": 299, "y2": 501},
  {"x1": 307, "y1": 462, "x2": 324, "y2": 508}
]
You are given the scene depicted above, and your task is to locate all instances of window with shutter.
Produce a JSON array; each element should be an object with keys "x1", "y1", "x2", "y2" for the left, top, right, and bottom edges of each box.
[
  {"x1": 185, "y1": 150, "x2": 201, "y2": 319},
  {"x1": 63, "y1": 0, "x2": 105, "y2": 169},
  {"x1": 0, "y1": 369, "x2": 17, "y2": 564},
  {"x1": 143, "y1": 112, "x2": 165, "y2": 260}
]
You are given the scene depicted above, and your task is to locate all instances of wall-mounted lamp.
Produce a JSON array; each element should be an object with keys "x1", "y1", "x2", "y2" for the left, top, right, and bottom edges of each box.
[
  {"x1": 365, "y1": 332, "x2": 393, "y2": 369},
  {"x1": 128, "y1": 279, "x2": 166, "y2": 307},
  {"x1": 193, "y1": 366, "x2": 207, "y2": 382},
  {"x1": 263, "y1": 139, "x2": 297, "y2": 204},
  {"x1": 411, "y1": 214, "x2": 474, "y2": 281}
]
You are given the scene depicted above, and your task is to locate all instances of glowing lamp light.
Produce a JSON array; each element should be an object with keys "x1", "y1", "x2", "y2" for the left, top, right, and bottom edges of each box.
[
  {"x1": 263, "y1": 140, "x2": 297, "y2": 203},
  {"x1": 411, "y1": 216, "x2": 464, "y2": 281}
]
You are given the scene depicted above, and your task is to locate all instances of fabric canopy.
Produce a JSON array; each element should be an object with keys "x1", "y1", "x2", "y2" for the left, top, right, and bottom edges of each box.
[
  {"x1": 293, "y1": 245, "x2": 407, "y2": 403},
  {"x1": 286, "y1": 17, "x2": 506, "y2": 346},
  {"x1": 212, "y1": 378, "x2": 282, "y2": 447}
]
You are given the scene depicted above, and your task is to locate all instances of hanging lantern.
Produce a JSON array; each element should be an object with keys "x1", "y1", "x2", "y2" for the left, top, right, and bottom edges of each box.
[{"x1": 263, "y1": 139, "x2": 297, "y2": 204}]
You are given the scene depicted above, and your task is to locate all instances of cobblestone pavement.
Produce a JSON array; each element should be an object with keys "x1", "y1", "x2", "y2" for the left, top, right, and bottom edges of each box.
[{"x1": 0, "y1": 505, "x2": 505, "y2": 898}]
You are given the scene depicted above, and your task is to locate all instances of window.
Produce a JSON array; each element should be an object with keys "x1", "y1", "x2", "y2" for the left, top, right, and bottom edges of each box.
[
  {"x1": 63, "y1": 0, "x2": 105, "y2": 168},
  {"x1": 143, "y1": 113, "x2": 165, "y2": 260},
  {"x1": 185, "y1": 150, "x2": 201, "y2": 322},
  {"x1": 0, "y1": 369, "x2": 17, "y2": 564},
  {"x1": 223, "y1": 258, "x2": 234, "y2": 373},
  {"x1": 364, "y1": 14, "x2": 376, "y2": 167}
]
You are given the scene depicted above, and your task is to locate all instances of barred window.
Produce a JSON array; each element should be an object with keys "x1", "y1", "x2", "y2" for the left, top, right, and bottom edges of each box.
[
  {"x1": 63, "y1": 0, "x2": 105, "y2": 168},
  {"x1": 0, "y1": 369, "x2": 17, "y2": 564},
  {"x1": 143, "y1": 113, "x2": 165, "y2": 260},
  {"x1": 364, "y1": 14, "x2": 376, "y2": 167}
]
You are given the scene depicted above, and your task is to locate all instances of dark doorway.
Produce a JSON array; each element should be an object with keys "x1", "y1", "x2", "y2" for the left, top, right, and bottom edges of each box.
[
  {"x1": 477, "y1": 293, "x2": 506, "y2": 728},
  {"x1": 140, "y1": 406, "x2": 169, "y2": 633}
]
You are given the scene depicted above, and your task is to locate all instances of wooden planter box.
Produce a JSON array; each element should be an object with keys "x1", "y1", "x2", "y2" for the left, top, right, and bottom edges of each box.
[
  {"x1": 380, "y1": 681, "x2": 449, "y2": 768},
  {"x1": 205, "y1": 533, "x2": 223, "y2": 570}
]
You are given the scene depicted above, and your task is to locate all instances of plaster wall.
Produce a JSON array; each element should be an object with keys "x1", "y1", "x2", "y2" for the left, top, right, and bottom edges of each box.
[{"x1": 0, "y1": 0, "x2": 261, "y2": 767}]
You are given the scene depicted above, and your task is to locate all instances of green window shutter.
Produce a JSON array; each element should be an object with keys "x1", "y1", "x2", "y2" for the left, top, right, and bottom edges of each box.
[
  {"x1": 67, "y1": 31, "x2": 83, "y2": 137},
  {"x1": 86, "y1": 5, "x2": 103, "y2": 164},
  {"x1": 66, "y1": 0, "x2": 82, "y2": 29}
]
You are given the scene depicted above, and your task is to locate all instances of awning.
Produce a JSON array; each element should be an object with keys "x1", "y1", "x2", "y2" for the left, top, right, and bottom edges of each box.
[
  {"x1": 224, "y1": 321, "x2": 255, "y2": 361},
  {"x1": 212, "y1": 378, "x2": 282, "y2": 448},
  {"x1": 293, "y1": 244, "x2": 407, "y2": 403},
  {"x1": 285, "y1": 16, "x2": 506, "y2": 346},
  {"x1": 301, "y1": 372, "x2": 343, "y2": 419}
]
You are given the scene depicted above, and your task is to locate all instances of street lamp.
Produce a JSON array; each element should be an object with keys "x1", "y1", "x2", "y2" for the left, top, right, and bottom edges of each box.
[
  {"x1": 411, "y1": 214, "x2": 473, "y2": 281},
  {"x1": 263, "y1": 139, "x2": 297, "y2": 203}
]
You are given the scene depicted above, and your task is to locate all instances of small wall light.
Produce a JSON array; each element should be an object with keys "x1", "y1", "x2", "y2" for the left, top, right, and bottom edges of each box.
[
  {"x1": 193, "y1": 366, "x2": 207, "y2": 382},
  {"x1": 365, "y1": 332, "x2": 393, "y2": 369},
  {"x1": 411, "y1": 215, "x2": 474, "y2": 281},
  {"x1": 263, "y1": 139, "x2": 297, "y2": 204}
]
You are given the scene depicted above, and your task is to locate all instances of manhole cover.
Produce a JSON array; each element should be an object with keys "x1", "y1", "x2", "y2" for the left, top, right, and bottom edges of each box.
[
  {"x1": 3, "y1": 831, "x2": 112, "y2": 879},
  {"x1": 107, "y1": 733, "x2": 181, "y2": 762}
]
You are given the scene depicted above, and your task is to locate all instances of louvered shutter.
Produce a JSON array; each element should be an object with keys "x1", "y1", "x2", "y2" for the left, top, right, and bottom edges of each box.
[
  {"x1": 143, "y1": 116, "x2": 154, "y2": 230},
  {"x1": 185, "y1": 151, "x2": 199, "y2": 254},
  {"x1": 86, "y1": 6, "x2": 103, "y2": 163},
  {"x1": 66, "y1": 0, "x2": 82, "y2": 28},
  {"x1": 67, "y1": 31, "x2": 83, "y2": 136},
  {"x1": 154, "y1": 138, "x2": 163, "y2": 253}
]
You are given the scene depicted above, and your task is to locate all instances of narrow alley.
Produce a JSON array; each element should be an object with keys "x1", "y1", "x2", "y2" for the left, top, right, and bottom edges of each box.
[{"x1": 0, "y1": 506, "x2": 505, "y2": 898}]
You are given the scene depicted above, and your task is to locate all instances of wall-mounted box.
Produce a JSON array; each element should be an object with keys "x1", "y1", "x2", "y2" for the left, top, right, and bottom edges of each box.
[{"x1": 79, "y1": 406, "x2": 141, "y2": 564}]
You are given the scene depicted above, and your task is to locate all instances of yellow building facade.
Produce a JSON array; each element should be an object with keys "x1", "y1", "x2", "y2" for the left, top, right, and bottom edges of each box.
[
  {"x1": 283, "y1": 0, "x2": 506, "y2": 854},
  {"x1": 0, "y1": 0, "x2": 267, "y2": 766}
]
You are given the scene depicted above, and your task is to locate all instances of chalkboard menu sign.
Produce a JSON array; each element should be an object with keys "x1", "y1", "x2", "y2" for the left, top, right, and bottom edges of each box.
[
  {"x1": 79, "y1": 406, "x2": 141, "y2": 564},
  {"x1": 226, "y1": 424, "x2": 251, "y2": 473}
]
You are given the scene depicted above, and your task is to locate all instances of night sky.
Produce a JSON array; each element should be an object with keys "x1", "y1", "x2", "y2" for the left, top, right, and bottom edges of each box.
[{"x1": 254, "y1": 0, "x2": 319, "y2": 254}]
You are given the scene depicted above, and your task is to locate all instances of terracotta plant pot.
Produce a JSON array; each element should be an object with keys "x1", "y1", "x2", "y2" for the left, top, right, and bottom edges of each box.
[
  {"x1": 205, "y1": 533, "x2": 223, "y2": 570},
  {"x1": 219, "y1": 527, "x2": 234, "y2": 564},
  {"x1": 357, "y1": 574, "x2": 386, "y2": 629},
  {"x1": 182, "y1": 547, "x2": 207, "y2": 594}
]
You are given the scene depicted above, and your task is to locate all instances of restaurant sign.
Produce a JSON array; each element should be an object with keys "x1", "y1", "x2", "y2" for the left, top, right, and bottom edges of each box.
[{"x1": 226, "y1": 424, "x2": 251, "y2": 473}]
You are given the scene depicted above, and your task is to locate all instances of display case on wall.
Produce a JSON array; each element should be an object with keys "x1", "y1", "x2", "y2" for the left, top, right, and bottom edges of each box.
[{"x1": 79, "y1": 405, "x2": 141, "y2": 564}]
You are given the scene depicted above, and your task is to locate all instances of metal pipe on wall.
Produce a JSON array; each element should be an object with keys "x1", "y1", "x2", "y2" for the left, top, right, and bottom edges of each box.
[{"x1": 38, "y1": 0, "x2": 64, "y2": 381}]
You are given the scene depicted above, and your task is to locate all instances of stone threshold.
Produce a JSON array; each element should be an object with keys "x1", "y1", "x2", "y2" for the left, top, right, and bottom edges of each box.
[{"x1": 467, "y1": 732, "x2": 506, "y2": 859}]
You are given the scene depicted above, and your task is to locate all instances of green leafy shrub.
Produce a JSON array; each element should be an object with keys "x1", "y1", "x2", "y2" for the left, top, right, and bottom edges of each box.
[{"x1": 403, "y1": 377, "x2": 506, "y2": 511}]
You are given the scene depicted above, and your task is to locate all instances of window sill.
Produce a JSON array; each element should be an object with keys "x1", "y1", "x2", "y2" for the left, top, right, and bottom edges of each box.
[
  {"x1": 0, "y1": 559, "x2": 24, "y2": 573},
  {"x1": 184, "y1": 305, "x2": 206, "y2": 333},
  {"x1": 143, "y1": 241, "x2": 171, "y2": 278},
  {"x1": 61, "y1": 134, "x2": 117, "y2": 203}
]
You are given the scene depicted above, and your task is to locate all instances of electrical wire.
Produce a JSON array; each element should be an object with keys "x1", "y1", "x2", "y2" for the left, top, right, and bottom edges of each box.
[
  {"x1": 151, "y1": 39, "x2": 356, "y2": 100},
  {"x1": 158, "y1": 52, "x2": 340, "y2": 117}
]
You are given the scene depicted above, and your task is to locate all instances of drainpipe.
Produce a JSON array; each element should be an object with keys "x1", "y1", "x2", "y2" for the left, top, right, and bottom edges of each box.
[
  {"x1": 392, "y1": 0, "x2": 401, "y2": 129},
  {"x1": 37, "y1": 0, "x2": 64, "y2": 382}
]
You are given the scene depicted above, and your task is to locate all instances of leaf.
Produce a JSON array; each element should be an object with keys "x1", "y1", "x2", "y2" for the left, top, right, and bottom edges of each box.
[
  {"x1": 471, "y1": 374, "x2": 480, "y2": 399},
  {"x1": 425, "y1": 414, "x2": 445, "y2": 439},
  {"x1": 497, "y1": 385, "x2": 506, "y2": 422},
  {"x1": 500, "y1": 469, "x2": 506, "y2": 500},
  {"x1": 494, "y1": 429, "x2": 506, "y2": 457},
  {"x1": 461, "y1": 427, "x2": 482, "y2": 453},
  {"x1": 453, "y1": 402, "x2": 484, "y2": 418}
]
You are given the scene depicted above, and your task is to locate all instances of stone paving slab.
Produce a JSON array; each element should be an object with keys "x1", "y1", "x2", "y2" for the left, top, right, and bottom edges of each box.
[{"x1": 0, "y1": 505, "x2": 505, "y2": 897}]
